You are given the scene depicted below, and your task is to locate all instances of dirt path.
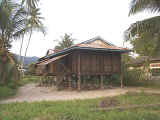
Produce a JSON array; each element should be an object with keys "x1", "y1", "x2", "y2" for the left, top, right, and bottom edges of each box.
[{"x1": 1, "y1": 84, "x2": 160, "y2": 104}]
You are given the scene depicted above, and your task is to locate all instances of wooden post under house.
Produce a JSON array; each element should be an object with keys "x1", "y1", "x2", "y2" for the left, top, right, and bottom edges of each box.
[
  {"x1": 68, "y1": 75, "x2": 72, "y2": 90},
  {"x1": 100, "y1": 75, "x2": 104, "y2": 89},
  {"x1": 120, "y1": 60, "x2": 123, "y2": 88},
  {"x1": 78, "y1": 53, "x2": 81, "y2": 91}
]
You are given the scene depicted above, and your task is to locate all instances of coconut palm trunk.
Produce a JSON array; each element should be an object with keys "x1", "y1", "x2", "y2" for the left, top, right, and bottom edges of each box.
[
  {"x1": 18, "y1": 34, "x2": 25, "y2": 77},
  {"x1": 24, "y1": 30, "x2": 32, "y2": 58},
  {"x1": 22, "y1": 29, "x2": 32, "y2": 75},
  {"x1": 19, "y1": 35, "x2": 24, "y2": 63}
]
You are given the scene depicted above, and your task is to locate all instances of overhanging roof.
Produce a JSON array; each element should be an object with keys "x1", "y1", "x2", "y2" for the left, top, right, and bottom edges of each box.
[
  {"x1": 39, "y1": 36, "x2": 131, "y2": 61},
  {"x1": 128, "y1": 56, "x2": 160, "y2": 65},
  {"x1": 37, "y1": 54, "x2": 69, "y2": 66}
]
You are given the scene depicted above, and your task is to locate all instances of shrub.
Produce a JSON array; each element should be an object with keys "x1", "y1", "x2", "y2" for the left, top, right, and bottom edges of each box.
[
  {"x1": 0, "y1": 51, "x2": 20, "y2": 88},
  {"x1": 0, "y1": 86, "x2": 16, "y2": 100},
  {"x1": 18, "y1": 75, "x2": 41, "y2": 86},
  {"x1": 104, "y1": 63, "x2": 147, "y2": 87},
  {"x1": 109, "y1": 74, "x2": 121, "y2": 86},
  {"x1": 123, "y1": 63, "x2": 149, "y2": 86}
]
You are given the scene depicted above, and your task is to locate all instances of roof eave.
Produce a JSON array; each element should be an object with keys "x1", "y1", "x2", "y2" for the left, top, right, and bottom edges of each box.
[{"x1": 39, "y1": 47, "x2": 131, "y2": 61}]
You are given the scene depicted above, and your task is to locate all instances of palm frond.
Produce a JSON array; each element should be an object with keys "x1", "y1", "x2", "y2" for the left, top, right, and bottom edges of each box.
[
  {"x1": 21, "y1": 0, "x2": 40, "y2": 11},
  {"x1": 124, "y1": 16, "x2": 160, "y2": 57},
  {"x1": 125, "y1": 16, "x2": 160, "y2": 41},
  {"x1": 129, "y1": 0, "x2": 160, "y2": 15}
]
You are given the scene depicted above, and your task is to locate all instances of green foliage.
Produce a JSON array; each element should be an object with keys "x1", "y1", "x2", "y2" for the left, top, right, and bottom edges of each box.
[
  {"x1": 26, "y1": 63, "x2": 36, "y2": 75},
  {"x1": 2, "y1": 93, "x2": 160, "y2": 120},
  {"x1": 0, "y1": 86, "x2": 17, "y2": 100},
  {"x1": 0, "y1": 0, "x2": 27, "y2": 49},
  {"x1": 18, "y1": 75, "x2": 41, "y2": 86},
  {"x1": 0, "y1": 50, "x2": 20, "y2": 86},
  {"x1": 122, "y1": 65, "x2": 160, "y2": 88},
  {"x1": 123, "y1": 69, "x2": 146, "y2": 86},
  {"x1": 0, "y1": 0, "x2": 45, "y2": 87},
  {"x1": 0, "y1": 52, "x2": 19, "y2": 99},
  {"x1": 125, "y1": 0, "x2": 160, "y2": 57},
  {"x1": 55, "y1": 34, "x2": 75, "y2": 50},
  {"x1": 122, "y1": 54, "x2": 134, "y2": 64},
  {"x1": 129, "y1": 0, "x2": 160, "y2": 16},
  {"x1": 124, "y1": 17, "x2": 160, "y2": 57},
  {"x1": 22, "y1": 1, "x2": 45, "y2": 66},
  {"x1": 109, "y1": 74, "x2": 121, "y2": 85}
]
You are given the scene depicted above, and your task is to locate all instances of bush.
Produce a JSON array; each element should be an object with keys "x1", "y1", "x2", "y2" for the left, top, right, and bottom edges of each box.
[
  {"x1": 123, "y1": 63, "x2": 150, "y2": 87},
  {"x1": 103, "y1": 63, "x2": 147, "y2": 87},
  {"x1": 0, "y1": 86, "x2": 16, "y2": 100},
  {"x1": 18, "y1": 75, "x2": 41, "y2": 86},
  {"x1": 123, "y1": 69, "x2": 142, "y2": 86},
  {"x1": 109, "y1": 74, "x2": 121, "y2": 86},
  {"x1": 0, "y1": 51, "x2": 20, "y2": 86}
]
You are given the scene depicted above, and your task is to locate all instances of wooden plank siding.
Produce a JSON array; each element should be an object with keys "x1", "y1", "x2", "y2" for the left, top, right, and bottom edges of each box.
[{"x1": 45, "y1": 50, "x2": 121, "y2": 76}]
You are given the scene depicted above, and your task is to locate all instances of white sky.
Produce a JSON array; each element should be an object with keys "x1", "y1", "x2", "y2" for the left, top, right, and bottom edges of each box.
[{"x1": 11, "y1": 0, "x2": 157, "y2": 57}]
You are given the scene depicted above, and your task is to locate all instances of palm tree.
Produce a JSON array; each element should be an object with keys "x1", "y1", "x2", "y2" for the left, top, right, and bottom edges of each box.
[
  {"x1": 0, "y1": 0, "x2": 28, "y2": 84},
  {"x1": 0, "y1": 0, "x2": 28, "y2": 50},
  {"x1": 129, "y1": 0, "x2": 160, "y2": 15},
  {"x1": 124, "y1": 0, "x2": 160, "y2": 80},
  {"x1": 54, "y1": 34, "x2": 75, "y2": 50},
  {"x1": 125, "y1": 0, "x2": 160, "y2": 57},
  {"x1": 22, "y1": 7, "x2": 45, "y2": 68},
  {"x1": 22, "y1": 0, "x2": 40, "y2": 10},
  {"x1": 17, "y1": 0, "x2": 45, "y2": 73},
  {"x1": 18, "y1": 0, "x2": 40, "y2": 68}
]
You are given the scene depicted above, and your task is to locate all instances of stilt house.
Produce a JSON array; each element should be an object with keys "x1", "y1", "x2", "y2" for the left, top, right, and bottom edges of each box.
[{"x1": 36, "y1": 37, "x2": 130, "y2": 90}]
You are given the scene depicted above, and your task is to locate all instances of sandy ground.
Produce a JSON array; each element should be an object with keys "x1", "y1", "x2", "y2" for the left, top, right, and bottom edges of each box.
[{"x1": 1, "y1": 83, "x2": 159, "y2": 104}]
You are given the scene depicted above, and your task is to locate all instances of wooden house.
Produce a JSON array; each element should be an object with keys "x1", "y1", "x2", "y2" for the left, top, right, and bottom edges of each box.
[{"x1": 36, "y1": 37, "x2": 130, "y2": 90}]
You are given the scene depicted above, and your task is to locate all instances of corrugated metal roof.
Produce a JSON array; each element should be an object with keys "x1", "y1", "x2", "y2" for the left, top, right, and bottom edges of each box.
[
  {"x1": 37, "y1": 54, "x2": 69, "y2": 66},
  {"x1": 128, "y1": 56, "x2": 160, "y2": 65},
  {"x1": 39, "y1": 36, "x2": 130, "y2": 61},
  {"x1": 73, "y1": 43, "x2": 125, "y2": 50},
  {"x1": 79, "y1": 36, "x2": 115, "y2": 46}
]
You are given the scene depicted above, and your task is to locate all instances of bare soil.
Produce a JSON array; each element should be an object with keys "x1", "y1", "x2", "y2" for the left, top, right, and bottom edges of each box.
[{"x1": 1, "y1": 83, "x2": 159, "y2": 103}]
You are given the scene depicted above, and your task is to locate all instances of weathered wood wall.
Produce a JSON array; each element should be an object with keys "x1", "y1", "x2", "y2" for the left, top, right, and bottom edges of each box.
[
  {"x1": 44, "y1": 50, "x2": 121, "y2": 76},
  {"x1": 72, "y1": 51, "x2": 121, "y2": 75}
]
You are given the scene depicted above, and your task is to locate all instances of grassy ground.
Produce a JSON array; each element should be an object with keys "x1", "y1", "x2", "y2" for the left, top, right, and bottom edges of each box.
[
  {"x1": 125, "y1": 80, "x2": 160, "y2": 89},
  {"x1": 0, "y1": 76, "x2": 40, "y2": 100},
  {"x1": 1, "y1": 92, "x2": 160, "y2": 120}
]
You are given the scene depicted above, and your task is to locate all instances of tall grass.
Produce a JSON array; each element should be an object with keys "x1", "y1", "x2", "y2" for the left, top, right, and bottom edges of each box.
[{"x1": 1, "y1": 92, "x2": 160, "y2": 120}]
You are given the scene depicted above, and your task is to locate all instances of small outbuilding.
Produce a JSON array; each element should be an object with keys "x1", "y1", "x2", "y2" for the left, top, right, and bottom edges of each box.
[{"x1": 36, "y1": 37, "x2": 130, "y2": 90}]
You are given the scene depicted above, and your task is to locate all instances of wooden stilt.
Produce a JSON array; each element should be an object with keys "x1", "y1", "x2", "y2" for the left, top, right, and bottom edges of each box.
[
  {"x1": 78, "y1": 75, "x2": 81, "y2": 91},
  {"x1": 77, "y1": 52, "x2": 81, "y2": 91},
  {"x1": 83, "y1": 75, "x2": 86, "y2": 86},
  {"x1": 100, "y1": 75, "x2": 104, "y2": 89},
  {"x1": 68, "y1": 75, "x2": 72, "y2": 90},
  {"x1": 40, "y1": 76, "x2": 42, "y2": 86},
  {"x1": 120, "y1": 73, "x2": 123, "y2": 88},
  {"x1": 120, "y1": 58, "x2": 123, "y2": 88}
]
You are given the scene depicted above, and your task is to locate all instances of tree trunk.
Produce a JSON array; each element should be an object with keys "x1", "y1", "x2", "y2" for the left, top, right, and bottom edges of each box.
[
  {"x1": 22, "y1": 30, "x2": 32, "y2": 71},
  {"x1": 19, "y1": 34, "x2": 24, "y2": 64}
]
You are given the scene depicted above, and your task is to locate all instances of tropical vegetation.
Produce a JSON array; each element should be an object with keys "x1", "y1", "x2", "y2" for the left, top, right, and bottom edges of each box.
[
  {"x1": 0, "y1": 0, "x2": 26, "y2": 86},
  {"x1": 54, "y1": 33, "x2": 75, "y2": 50},
  {"x1": 0, "y1": 0, "x2": 45, "y2": 99},
  {"x1": 1, "y1": 92, "x2": 160, "y2": 120},
  {"x1": 125, "y1": 0, "x2": 160, "y2": 57}
]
